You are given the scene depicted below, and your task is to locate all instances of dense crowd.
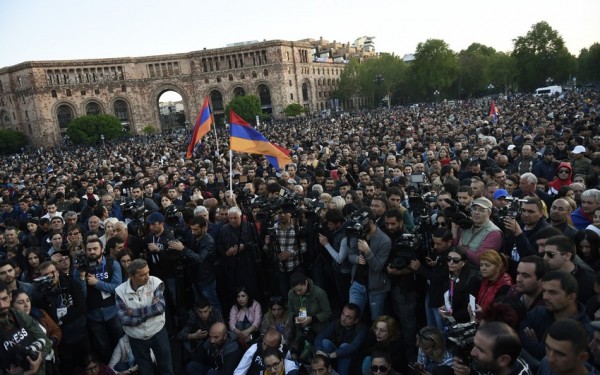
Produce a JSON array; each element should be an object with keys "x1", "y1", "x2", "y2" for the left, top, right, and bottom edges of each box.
[{"x1": 1, "y1": 89, "x2": 600, "y2": 375}]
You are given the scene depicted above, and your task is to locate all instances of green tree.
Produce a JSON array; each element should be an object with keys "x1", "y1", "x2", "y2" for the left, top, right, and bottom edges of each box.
[
  {"x1": 512, "y1": 21, "x2": 575, "y2": 91},
  {"x1": 142, "y1": 125, "x2": 158, "y2": 135},
  {"x1": 66, "y1": 114, "x2": 127, "y2": 145},
  {"x1": 578, "y1": 43, "x2": 600, "y2": 83},
  {"x1": 410, "y1": 39, "x2": 459, "y2": 98},
  {"x1": 0, "y1": 130, "x2": 28, "y2": 154},
  {"x1": 224, "y1": 95, "x2": 262, "y2": 124},
  {"x1": 360, "y1": 53, "x2": 407, "y2": 107},
  {"x1": 457, "y1": 43, "x2": 497, "y2": 97},
  {"x1": 335, "y1": 59, "x2": 364, "y2": 100},
  {"x1": 283, "y1": 103, "x2": 305, "y2": 117},
  {"x1": 486, "y1": 52, "x2": 518, "y2": 94}
]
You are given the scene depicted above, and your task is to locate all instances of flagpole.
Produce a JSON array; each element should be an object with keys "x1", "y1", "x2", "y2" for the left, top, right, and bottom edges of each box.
[
  {"x1": 229, "y1": 149, "x2": 233, "y2": 192},
  {"x1": 213, "y1": 123, "x2": 220, "y2": 156}
]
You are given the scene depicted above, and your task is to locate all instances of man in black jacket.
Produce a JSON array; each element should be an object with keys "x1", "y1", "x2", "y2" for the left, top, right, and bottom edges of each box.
[
  {"x1": 169, "y1": 216, "x2": 219, "y2": 311},
  {"x1": 39, "y1": 260, "x2": 89, "y2": 374}
]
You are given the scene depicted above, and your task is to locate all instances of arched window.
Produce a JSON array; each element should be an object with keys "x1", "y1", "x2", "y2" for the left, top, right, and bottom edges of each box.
[
  {"x1": 228, "y1": 74, "x2": 234, "y2": 81},
  {"x1": 57, "y1": 105, "x2": 73, "y2": 128},
  {"x1": 233, "y1": 87, "x2": 246, "y2": 97},
  {"x1": 263, "y1": 69, "x2": 269, "y2": 77},
  {"x1": 113, "y1": 100, "x2": 129, "y2": 122},
  {"x1": 210, "y1": 90, "x2": 224, "y2": 111},
  {"x1": 252, "y1": 71, "x2": 257, "y2": 78},
  {"x1": 86, "y1": 102, "x2": 101, "y2": 115},
  {"x1": 51, "y1": 90, "x2": 57, "y2": 98},
  {"x1": 302, "y1": 83, "x2": 309, "y2": 101},
  {"x1": 66, "y1": 89, "x2": 72, "y2": 97},
  {"x1": 257, "y1": 84, "x2": 272, "y2": 113}
]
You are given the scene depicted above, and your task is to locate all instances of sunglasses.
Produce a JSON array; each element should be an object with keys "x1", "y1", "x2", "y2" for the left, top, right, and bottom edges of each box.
[
  {"x1": 447, "y1": 257, "x2": 463, "y2": 264},
  {"x1": 543, "y1": 251, "x2": 563, "y2": 259},
  {"x1": 370, "y1": 365, "x2": 389, "y2": 373},
  {"x1": 558, "y1": 170, "x2": 570, "y2": 174}
]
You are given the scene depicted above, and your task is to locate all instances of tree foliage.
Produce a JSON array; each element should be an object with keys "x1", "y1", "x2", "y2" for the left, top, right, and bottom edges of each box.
[
  {"x1": 457, "y1": 43, "x2": 497, "y2": 97},
  {"x1": 0, "y1": 130, "x2": 28, "y2": 154},
  {"x1": 578, "y1": 43, "x2": 600, "y2": 83},
  {"x1": 224, "y1": 95, "x2": 263, "y2": 124},
  {"x1": 512, "y1": 21, "x2": 575, "y2": 91},
  {"x1": 66, "y1": 115, "x2": 127, "y2": 145},
  {"x1": 333, "y1": 21, "x2": 594, "y2": 103},
  {"x1": 283, "y1": 103, "x2": 305, "y2": 117},
  {"x1": 410, "y1": 39, "x2": 459, "y2": 97}
]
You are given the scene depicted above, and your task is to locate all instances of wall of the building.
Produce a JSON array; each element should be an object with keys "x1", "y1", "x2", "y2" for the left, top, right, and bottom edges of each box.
[{"x1": 0, "y1": 40, "x2": 351, "y2": 146}]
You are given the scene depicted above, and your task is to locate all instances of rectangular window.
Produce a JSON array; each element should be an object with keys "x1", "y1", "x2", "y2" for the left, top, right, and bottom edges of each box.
[
  {"x1": 81, "y1": 91, "x2": 86, "y2": 95},
  {"x1": 94, "y1": 89, "x2": 100, "y2": 95},
  {"x1": 290, "y1": 94, "x2": 293, "y2": 100}
]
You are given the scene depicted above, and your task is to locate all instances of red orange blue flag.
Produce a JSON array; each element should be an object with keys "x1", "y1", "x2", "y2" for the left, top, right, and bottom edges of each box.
[
  {"x1": 489, "y1": 100, "x2": 499, "y2": 124},
  {"x1": 186, "y1": 97, "x2": 213, "y2": 159},
  {"x1": 229, "y1": 110, "x2": 292, "y2": 171}
]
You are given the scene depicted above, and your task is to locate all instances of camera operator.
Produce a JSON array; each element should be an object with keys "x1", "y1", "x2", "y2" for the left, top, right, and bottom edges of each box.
[
  {"x1": 0, "y1": 281, "x2": 50, "y2": 374},
  {"x1": 38, "y1": 260, "x2": 89, "y2": 374},
  {"x1": 383, "y1": 208, "x2": 417, "y2": 348},
  {"x1": 73, "y1": 237, "x2": 124, "y2": 364},
  {"x1": 452, "y1": 197, "x2": 502, "y2": 267},
  {"x1": 503, "y1": 197, "x2": 549, "y2": 262},
  {"x1": 346, "y1": 207, "x2": 391, "y2": 320},
  {"x1": 143, "y1": 212, "x2": 181, "y2": 320},
  {"x1": 452, "y1": 321, "x2": 531, "y2": 375},
  {"x1": 264, "y1": 204, "x2": 307, "y2": 299},
  {"x1": 129, "y1": 185, "x2": 159, "y2": 214},
  {"x1": 409, "y1": 228, "x2": 455, "y2": 331},
  {"x1": 168, "y1": 216, "x2": 220, "y2": 311}
]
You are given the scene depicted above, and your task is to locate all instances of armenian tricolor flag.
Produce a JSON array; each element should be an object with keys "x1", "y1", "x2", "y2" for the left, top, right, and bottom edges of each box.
[
  {"x1": 229, "y1": 110, "x2": 291, "y2": 171},
  {"x1": 186, "y1": 97, "x2": 213, "y2": 159}
]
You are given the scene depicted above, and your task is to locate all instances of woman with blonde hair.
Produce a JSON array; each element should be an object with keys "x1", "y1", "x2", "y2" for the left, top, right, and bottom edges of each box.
[
  {"x1": 415, "y1": 326, "x2": 453, "y2": 373},
  {"x1": 476, "y1": 250, "x2": 513, "y2": 311},
  {"x1": 328, "y1": 196, "x2": 346, "y2": 211}
]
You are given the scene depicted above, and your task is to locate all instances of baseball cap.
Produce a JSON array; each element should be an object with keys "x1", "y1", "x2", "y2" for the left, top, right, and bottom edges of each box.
[
  {"x1": 572, "y1": 145, "x2": 586, "y2": 154},
  {"x1": 493, "y1": 189, "x2": 509, "y2": 200},
  {"x1": 472, "y1": 197, "x2": 493, "y2": 210},
  {"x1": 507, "y1": 145, "x2": 516, "y2": 151},
  {"x1": 145, "y1": 212, "x2": 165, "y2": 224}
]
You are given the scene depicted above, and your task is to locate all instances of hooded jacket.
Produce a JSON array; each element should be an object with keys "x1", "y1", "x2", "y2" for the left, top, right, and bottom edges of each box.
[{"x1": 548, "y1": 161, "x2": 573, "y2": 194}]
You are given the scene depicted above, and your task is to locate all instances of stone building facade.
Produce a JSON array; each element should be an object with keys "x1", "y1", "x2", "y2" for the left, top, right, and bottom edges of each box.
[{"x1": 0, "y1": 38, "x2": 374, "y2": 146}]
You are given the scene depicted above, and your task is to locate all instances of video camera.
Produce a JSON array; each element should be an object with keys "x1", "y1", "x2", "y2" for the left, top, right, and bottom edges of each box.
[
  {"x1": 32, "y1": 275, "x2": 54, "y2": 295},
  {"x1": 497, "y1": 197, "x2": 527, "y2": 221},
  {"x1": 73, "y1": 249, "x2": 100, "y2": 273},
  {"x1": 14, "y1": 340, "x2": 43, "y2": 370},
  {"x1": 164, "y1": 204, "x2": 181, "y2": 227},
  {"x1": 345, "y1": 211, "x2": 370, "y2": 239},
  {"x1": 442, "y1": 201, "x2": 474, "y2": 229},
  {"x1": 445, "y1": 320, "x2": 478, "y2": 366},
  {"x1": 121, "y1": 197, "x2": 145, "y2": 219},
  {"x1": 389, "y1": 233, "x2": 422, "y2": 269}
]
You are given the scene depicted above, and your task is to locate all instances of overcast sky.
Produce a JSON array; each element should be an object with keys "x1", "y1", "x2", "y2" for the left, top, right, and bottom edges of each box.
[{"x1": 1, "y1": 0, "x2": 598, "y2": 69}]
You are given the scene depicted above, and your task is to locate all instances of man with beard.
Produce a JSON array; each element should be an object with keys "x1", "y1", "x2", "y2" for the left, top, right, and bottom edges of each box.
[
  {"x1": 73, "y1": 238, "x2": 123, "y2": 364},
  {"x1": 453, "y1": 321, "x2": 531, "y2": 375},
  {"x1": 0, "y1": 281, "x2": 50, "y2": 374},
  {"x1": 186, "y1": 322, "x2": 242, "y2": 375}
]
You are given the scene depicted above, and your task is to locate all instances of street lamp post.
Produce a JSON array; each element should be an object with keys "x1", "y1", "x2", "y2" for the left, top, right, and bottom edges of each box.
[
  {"x1": 100, "y1": 134, "x2": 105, "y2": 148},
  {"x1": 546, "y1": 77, "x2": 554, "y2": 86},
  {"x1": 487, "y1": 84, "x2": 494, "y2": 95},
  {"x1": 373, "y1": 74, "x2": 384, "y2": 107},
  {"x1": 433, "y1": 90, "x2": 440, "y2": 103}
]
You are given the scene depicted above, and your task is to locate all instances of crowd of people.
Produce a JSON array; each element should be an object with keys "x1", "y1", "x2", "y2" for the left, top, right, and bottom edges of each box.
[{"x1": 0, "y1": 88, "x2": 600, "y2": 375}]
